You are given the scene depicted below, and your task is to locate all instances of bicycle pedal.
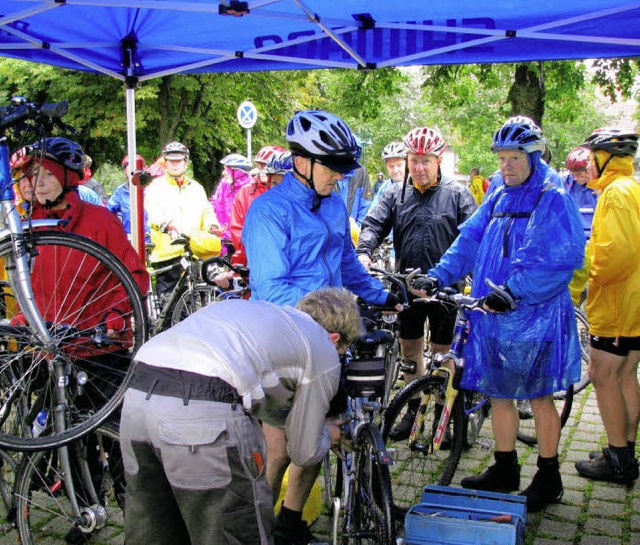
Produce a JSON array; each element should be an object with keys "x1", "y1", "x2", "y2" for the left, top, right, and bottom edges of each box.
[{"x1": 399, "y1": 359, "x2": 417, "y2": 373}]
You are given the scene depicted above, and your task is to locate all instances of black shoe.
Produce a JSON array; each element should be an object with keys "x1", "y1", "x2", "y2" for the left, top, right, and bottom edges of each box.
[
  {"x1": 576, "y1": 451, "x2": 639, "y2": 484},
  {"x1": 589, "y1": 447, "x2": 609, "y2": 460},
  {"x1": 389, "y1": 399, "x2": 420, "y2": 441},
  {"x1": 519, "y1": 468, "x2": 563, "y2": 513},
  {"x1": 461, "y1": 460, "x2": 520, "y2": 492},
  {"x1": 273, "y1": 509, "x2": 328, "y2": 545},
  {"x1": 65, "y1": 526, "x2": 92, "y2": 544}
]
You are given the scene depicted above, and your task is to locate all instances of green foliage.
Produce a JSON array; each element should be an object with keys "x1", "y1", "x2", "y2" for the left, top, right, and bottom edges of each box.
[
  {"x1": 0, "y1": 57, "x2": 635, "y2": 192},
  {"x1": 592, "y1": 58, "x2": 640, "y2": 102}
]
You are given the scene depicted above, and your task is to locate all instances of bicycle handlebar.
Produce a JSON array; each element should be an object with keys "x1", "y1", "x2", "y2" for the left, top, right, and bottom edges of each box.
[{"x1": 0, "y1": 98, "x2": 69, "y2": 133}]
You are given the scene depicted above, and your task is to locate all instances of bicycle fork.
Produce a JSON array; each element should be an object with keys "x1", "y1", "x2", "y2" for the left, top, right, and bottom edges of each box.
[{"x1": 409, "y1": 365, "x2": 459, "y2": 453}]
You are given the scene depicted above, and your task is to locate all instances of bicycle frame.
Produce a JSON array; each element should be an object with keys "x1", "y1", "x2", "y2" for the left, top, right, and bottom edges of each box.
[
  {"x1": 403, "y1": 275, "x2": 486, "y2": 454},
  {"x1": 330, "y1": 395, "x2": 395, "y2": 545}
]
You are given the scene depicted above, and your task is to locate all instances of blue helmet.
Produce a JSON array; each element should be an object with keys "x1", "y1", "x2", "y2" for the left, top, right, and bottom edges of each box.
[
  {"x1": 265, "y1": 151, "x2": 293, "y2": 175},
  {"x1": 220, "y1": 153, "x2": 252, "y2": 171},
  {"x1": 491, "y1": 121, "x2": 545, "y2": 154}
]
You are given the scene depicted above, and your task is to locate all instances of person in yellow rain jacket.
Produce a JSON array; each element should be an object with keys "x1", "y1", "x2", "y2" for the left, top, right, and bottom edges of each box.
[
  {"x1": 145, "y1": 141, "x2": 221, "y2": 298},
  {"x1": 574, "y1": 128, "x2": 640, "y2": 485},
  {"x1": 469, "y1": 167, "x2": 486, "y2": 205}
]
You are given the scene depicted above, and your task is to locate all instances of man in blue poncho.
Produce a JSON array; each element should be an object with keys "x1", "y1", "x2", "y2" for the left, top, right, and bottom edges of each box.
[{"x1": 412, "y1": 118, "x2": 585, "y2": 512}]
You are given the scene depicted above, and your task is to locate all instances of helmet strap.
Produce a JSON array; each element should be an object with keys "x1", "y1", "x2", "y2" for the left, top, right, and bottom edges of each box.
[
  {"x1": 593, "y1": 152, "x2": 612, "y2": 178},
  {"x1": 400, "y1": 163, "x2": 410, "y2": 204},
  {"x1": 293, "y1": 156, "x2": 325, "y2": 211}
]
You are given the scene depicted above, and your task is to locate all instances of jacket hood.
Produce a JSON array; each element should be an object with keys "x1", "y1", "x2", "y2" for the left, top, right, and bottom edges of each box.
[{"x1": 587, "y1": 154, "x2": 635, "y2": 193}]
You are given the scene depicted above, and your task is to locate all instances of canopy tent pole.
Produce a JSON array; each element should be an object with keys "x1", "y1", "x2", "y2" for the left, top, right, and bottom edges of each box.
[
  {"x1": 125, "y1": 84, "x2": 145, "y2": 258},
  {"x1": 122, "y1": 39, "x2": 145, "y2": 258}
]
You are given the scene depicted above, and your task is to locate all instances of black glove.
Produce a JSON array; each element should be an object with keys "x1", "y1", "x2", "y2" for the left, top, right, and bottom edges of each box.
[
  {"x1": 482, "y1": 285, "x2": 517, "y2": 312},
  {"x1": 385, "y1": 292, "x2": 401, "y2": 308},
  {"x1": 411, "y1": 275, "x2": 439, "y2": 295}
]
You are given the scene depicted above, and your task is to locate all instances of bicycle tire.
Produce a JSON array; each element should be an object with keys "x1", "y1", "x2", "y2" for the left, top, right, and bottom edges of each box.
[
  {"x1": 554, "y1": 308, "x2": 590, "y2": 400},
  {"x1": 0, "y1": 231, "x2": 147, "y2": 451},
  {"x1": 15, "y1": 421, "x2": 124, "y2": 545},
  {"x1": 516, "y1": 385, "x2": 574, "y2": 446},
  {"x1": 380, "y1": 336, "x2": 400, "y2": 409},
  {"x1": 382, "y1": 374, "x2": 464, "y2": 521},
  {"x1": 348, "y1": 423, "x2": 395, "y2": 545},
  {"x1": 0, "y1": 448, "x2": 17, "y2": 529},
  {"x1": 170, "y1": 283, "x2": 220, "y2": 327},
  {"x1": 573, "y1": 308, "x2": 591, "y2": 395}
]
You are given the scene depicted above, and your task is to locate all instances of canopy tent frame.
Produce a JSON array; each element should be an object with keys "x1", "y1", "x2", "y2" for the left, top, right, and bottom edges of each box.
[{"x1": 1, "y1": 0, "x2": 639, "y2": 253}]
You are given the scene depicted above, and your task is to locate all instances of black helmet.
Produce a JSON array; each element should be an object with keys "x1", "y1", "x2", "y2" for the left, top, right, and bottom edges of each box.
[
  {"x1": 30, "y1": 137, "x2": 85, "y2": 176},
  {"x1": 581, "y1": 127, "x2": 639, "y2": 157}
]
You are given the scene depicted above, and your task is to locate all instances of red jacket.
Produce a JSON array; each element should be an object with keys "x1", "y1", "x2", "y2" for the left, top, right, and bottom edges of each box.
[
  {"x1": 229, "y1": 180, "x2": 269, "y2": 266},
  {"x1": 30, "y1": 191, "x2": 149, "y2": 355}
]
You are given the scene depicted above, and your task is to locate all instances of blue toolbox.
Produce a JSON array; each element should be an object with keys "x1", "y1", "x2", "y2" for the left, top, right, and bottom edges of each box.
[{"x1": 404, "y1": 485, "x2": 527, "y2": 545}]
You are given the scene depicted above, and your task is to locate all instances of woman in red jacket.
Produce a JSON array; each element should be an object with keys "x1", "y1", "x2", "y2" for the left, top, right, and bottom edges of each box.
[{"x1": 14, "y1": 137, "x2": 149, "y2": 543}]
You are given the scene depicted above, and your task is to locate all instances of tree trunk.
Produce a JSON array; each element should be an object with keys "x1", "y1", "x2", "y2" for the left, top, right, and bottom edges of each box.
[{"x1": 507, "y1": 63, "x2": 545, "y2": 127}]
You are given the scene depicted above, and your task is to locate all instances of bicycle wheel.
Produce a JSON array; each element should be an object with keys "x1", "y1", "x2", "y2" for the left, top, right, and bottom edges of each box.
[
  {"x1": 0, "y1": 448, "x2": 18, "y2": 532},
  {"x1": 170, "y1": 283, "x2": 220, "y2": 326},
  {"x1": 516, "y1": 385, "x2": 574, "y2": 446},
  {"x1": 15, "y1": 421, "x2": 124, "y2": 545},
  {"x1": 380, "y1": 335, "x2": 400, "y2": 409},
  {"x1": 0, "y1": 231, "x2": 147, "y2": 451},
  {"x1": 348, "y1": 423, "x2": 395, "y2": 545},
  {"x1": 573, "y1": 309, "x2": 591, "y2": 395},
  {"x1": 554, "y1": 308, "x2": 590, "y2": 401},
  {"x1": 382, "y1": 375, "x2": 464, "y2": 521}
]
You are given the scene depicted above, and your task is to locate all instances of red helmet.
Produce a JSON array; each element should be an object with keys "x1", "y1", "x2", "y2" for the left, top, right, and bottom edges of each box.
[
  {"x1": 255, "y1": 145, "x2": 285, "y2": 165},
  {"x1": 564, "y1": 147, "x2": 590, "y2": 171},
  {"x1": 121, "y1": 154, "x2": 146, "y2": 170},
  {"x1": 403, "y1": 127, "x2": 446, "y2": 156},
  {"x1": 10, "y1": 147, "x2": 31, "y2": 171}
]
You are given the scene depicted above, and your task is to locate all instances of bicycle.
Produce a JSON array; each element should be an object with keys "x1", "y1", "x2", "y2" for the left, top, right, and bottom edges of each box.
[
  {"x1": 358, "y1": 266, "x2": 411, "y2": 408},
  {"x1": 382, "y1": 276, "x2": 574, "y2": 520},
  {"x1": 12, "y1": 421, "x2": 124, "y2": 544},
  {"x1": 0, "y1": 97, "x2": 148, "y2": 452},
  {"x1": 146, "y1": 234, "x2": 235, "y2": 334},
  {"x1": 322, "y1": 300, "x2": 403, "y2": 544},
  {"x1": 515, "y1": 306, "x2": 587, "y2": 445}
]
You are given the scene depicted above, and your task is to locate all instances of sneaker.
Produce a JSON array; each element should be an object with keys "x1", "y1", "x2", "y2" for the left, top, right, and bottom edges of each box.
[
  {"x1": 461, "y1": 460, "x2": 520, "y2": 492},
  {"x1": 575, "y1": 450, "x2": 639, "y2": 484},
  {"x1": 519, "y1": 468, "x2": 563, "y2": 513},
  {"x1": 517, "y1": 399, "x2": 533, "y2": 420},
  {"x1": 388, "y1": 407, "x2": 417, "y2": 441}
]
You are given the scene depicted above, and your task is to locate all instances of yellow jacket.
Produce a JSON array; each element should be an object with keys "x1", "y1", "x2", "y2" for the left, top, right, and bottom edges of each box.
[
  {"x1": 145, "y1": 174, "x2": 219, "y2": 263},
  {"x1": 469, "y1": 175, "x2": 485, "y2": 205},
  {"x1": 586, "y1": 155, "x2": 640, "y2": 337}
]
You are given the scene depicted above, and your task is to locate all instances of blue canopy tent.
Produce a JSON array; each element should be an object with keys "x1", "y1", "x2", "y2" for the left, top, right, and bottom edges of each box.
[{"x1": 1, "y1": 0, "x2": 640, "y2": 252}]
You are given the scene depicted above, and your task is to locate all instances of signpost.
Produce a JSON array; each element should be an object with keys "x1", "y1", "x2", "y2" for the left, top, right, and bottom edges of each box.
[{"x1": 237, "y1": 100, "x2": 258, "y2": 161}]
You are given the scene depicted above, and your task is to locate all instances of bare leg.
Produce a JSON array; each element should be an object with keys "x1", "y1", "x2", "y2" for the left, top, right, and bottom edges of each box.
[
  {"x1": 263, "y1": 423, "x2": 290, "y2": 502},
  {"x1": 399, "y1": 336, "x2": 424, "y2": 382},
  {"x1": 530, "y1": 395, "x2": 560, "y2": 458},
  {"x1": 620, "y1": 350, "x2": 640, "y2": 444},
  {"x1": 589, "y1": 347, "x2": 628, "y2": 447},
  {"x1": 490, "y1": 397, "x2": 518, "y2": 452},
  {"x1": 282, "y1": 463, "x2": 321, "y2": 512}
]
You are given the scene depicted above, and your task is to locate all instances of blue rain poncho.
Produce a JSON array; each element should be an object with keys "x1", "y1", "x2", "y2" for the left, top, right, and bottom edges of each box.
[{"x1": 429, "y1": 159, "x2": 585, "y2": 399}]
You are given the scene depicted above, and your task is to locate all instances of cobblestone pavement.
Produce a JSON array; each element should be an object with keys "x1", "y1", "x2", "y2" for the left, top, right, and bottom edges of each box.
[{"x1": 1, "y1": 384, "x2": 639, "y2": 545}]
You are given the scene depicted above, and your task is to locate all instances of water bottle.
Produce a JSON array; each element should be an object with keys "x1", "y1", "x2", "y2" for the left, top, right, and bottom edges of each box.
[{"x1": 31, "y1": 409, "x2": 48, "y2": 438}]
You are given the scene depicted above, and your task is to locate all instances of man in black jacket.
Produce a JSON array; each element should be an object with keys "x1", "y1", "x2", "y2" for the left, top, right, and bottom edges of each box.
[{"x1": 356, "y1": 126, "x2": 476, "y2": 438}]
